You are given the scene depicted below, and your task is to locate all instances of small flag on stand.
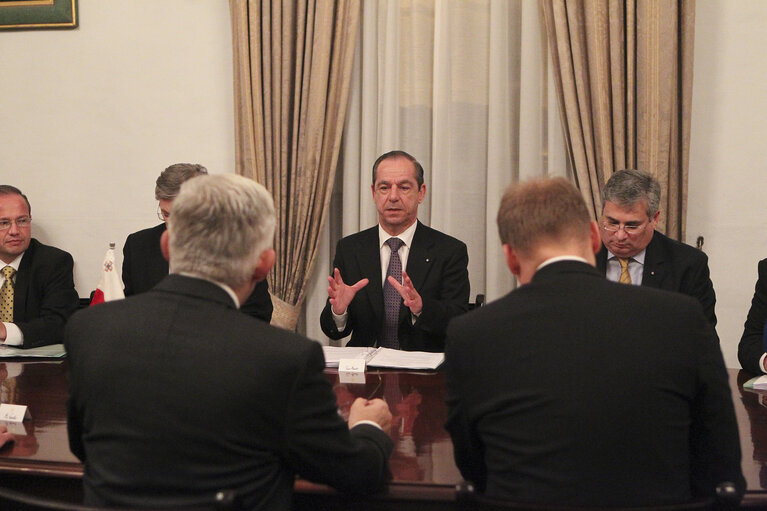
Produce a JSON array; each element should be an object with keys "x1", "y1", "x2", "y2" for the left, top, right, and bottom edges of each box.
[{"x1": 90, "y1": 242, "x2": 125, "y2": 306}]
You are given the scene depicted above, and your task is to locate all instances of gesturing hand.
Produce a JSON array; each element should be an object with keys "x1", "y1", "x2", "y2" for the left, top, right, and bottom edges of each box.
[
  {"x1": 328, "y1": 268, "x2": 369, "y2": 315},
  {"x1": 386, "y1": 270, "x2": 423, "y2": 316}
]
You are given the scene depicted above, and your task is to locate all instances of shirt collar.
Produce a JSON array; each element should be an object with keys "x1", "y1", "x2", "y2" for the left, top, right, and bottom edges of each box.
[
  {"x1": 606, "y1": 247, "x2": 646, "y2": 265},
  {"x1": 2, "y1": 252, "x2": 24, "y2": 272},
  {"x1": 177, "y1": 272, "x2": 241, "y2": 308},
  {"x1": 378, "y1": 221, "x2": 417, "y2": 249},
  {"x1": 536, "y1": 255, "x2": 589, "y2": 272}
]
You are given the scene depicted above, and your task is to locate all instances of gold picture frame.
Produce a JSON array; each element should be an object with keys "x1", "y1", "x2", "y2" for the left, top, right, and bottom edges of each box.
[{"x1": 0, "y1": 0, "x2": 78, "y2": 30}]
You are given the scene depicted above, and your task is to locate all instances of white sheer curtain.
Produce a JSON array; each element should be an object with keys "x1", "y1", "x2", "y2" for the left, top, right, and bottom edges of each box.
[{"x1": 301, "y1": 0, "x2": 568, "y2": 343}]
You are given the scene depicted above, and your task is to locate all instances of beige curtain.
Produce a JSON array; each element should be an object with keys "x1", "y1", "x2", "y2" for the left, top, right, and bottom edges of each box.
[
  {"x1": 541, "y1": 0, "x2": 695, "y2": 239},
  {"x1": 230, "y1": 0, "x2": 361, "y2": 329}
]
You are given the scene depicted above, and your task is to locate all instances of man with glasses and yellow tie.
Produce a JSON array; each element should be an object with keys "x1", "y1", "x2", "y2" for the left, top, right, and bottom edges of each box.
[
  {"x1": 0, "y1": 185, "x2": 79, "y2": 348},
  {"x1": 595, "y1": 169, "x2": 717, "y2": 325}
]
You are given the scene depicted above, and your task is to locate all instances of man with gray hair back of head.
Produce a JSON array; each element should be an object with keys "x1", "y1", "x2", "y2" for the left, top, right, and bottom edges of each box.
[
  {"x1": 122, "y1": 163, "x2": 273, "y2": 322},
  {"x1": 65, "y1": 173, "x2": 394, "y2": 510},
  {"x1": 444, "y1": 177, "x2": 743, "y2": 506},
  {"x1": 595, "y1": 168, "x2": 717, "y2": 325}
]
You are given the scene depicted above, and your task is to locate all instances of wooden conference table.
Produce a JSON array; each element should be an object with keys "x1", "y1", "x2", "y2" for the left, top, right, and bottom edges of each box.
[{"x1": 1, "y1": 360, "x2": 767, "y2": 508}]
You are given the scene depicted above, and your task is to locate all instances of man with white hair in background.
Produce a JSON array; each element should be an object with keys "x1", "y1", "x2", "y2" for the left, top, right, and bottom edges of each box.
[{"x1": 65, "y1": 174, "x2": 393, "y2": 510}]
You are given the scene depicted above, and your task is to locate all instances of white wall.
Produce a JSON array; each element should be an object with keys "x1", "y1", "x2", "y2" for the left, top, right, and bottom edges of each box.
[
  {"x1": 688, "y1": 0, "x2": 767, "y2": 368},
  {"x1": 0, "y1": 0, "x2": 235, "y2": 297},
  {"x1": 0, "y1": 0, "x2": 763, "y2": 368}
]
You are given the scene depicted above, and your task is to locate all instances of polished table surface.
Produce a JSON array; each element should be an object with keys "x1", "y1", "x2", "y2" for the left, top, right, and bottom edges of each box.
[{"x1": 2, "y1": 361, "x2": 767, "y2": 506}]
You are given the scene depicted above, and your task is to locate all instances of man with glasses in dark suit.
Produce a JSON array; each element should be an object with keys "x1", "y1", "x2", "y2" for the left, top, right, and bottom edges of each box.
[
  {"x1": 0, "y1": 185, "x2": 79, "y2": 348},
  {"x1": 595, "y1": 169, "x2": 717, "y2": 325},
  {"x1": 122, "y1": 163, "x2": 273, "y2": 322}
]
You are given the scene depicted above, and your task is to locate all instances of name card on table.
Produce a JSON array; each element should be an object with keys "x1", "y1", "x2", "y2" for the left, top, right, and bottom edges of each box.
[
  {"x1": 338, "y1": 358, "x2": 366, "y2": 384},
  {"x1": 0, "y1": 404, "x2": 31, "y2": 422}
]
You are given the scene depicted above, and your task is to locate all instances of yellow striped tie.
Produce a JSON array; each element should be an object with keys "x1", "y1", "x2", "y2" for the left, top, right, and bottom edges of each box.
[
  {"x1": 0, "y1": 266, "x2": 15, "y2": 322},
  {"x1": 618, "y1": 258, "x2": 632, "y2": 285}
]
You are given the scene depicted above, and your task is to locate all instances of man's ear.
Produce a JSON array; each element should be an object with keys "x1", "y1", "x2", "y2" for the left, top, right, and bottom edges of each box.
[
  {"x1": 589, "y1": 221, "x2": 601, "y2": 254},
  {"x1": 650, "y1": 209, "x2": 661, "y2": 229},
  {"x1": 503, "y1": 244, "x2": 521, "y2": 277},
  {"x1": 160, "y1": 230, "x2": 170, "y2": 262},
  {"x1": 254, "y1": 248, "x2": 276, "y2": 282}
]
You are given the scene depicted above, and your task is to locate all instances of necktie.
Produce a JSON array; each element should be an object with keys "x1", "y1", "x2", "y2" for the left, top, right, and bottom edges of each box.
[
  {"x1": 618, "y1": 258, "x2": 631, "y2": 284},
  {"x1": 382, "y1": 238, "x2": 404, "y2": 349},
  {"x1": 0, "y1": 266, "x2": 15, "y2": 322}
]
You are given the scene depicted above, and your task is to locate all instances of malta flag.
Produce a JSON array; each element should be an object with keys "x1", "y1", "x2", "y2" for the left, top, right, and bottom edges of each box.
[{"x1": 90, "y1": 242, "x2": 125, "y2": 305}]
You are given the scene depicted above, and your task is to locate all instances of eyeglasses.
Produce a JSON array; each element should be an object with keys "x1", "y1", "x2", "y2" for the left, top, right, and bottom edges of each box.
[
  {"x1": 601, "y1": 222, "x2": 647, "y2": 235},
  {"x1": 0, "y1": 217, "x2": 31, "y2": 231},
  {"x1": 157, "y1": 206, "x2": 170, "y2": 222}
]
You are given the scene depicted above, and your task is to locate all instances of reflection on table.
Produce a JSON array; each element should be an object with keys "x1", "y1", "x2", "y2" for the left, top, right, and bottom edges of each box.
[{"x1": 3, "y1": 361, "x2": 767, "y2": 508}]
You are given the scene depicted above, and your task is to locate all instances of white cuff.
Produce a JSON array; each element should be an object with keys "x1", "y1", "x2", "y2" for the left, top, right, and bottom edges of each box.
[
  {"x1": 350, "y1": 419, "x2": 382, "y2": 431},
  {"x1": 2, "y1": 322, "x2": 23, "y2": 346},
  {"x1": 332, "y1": 309, "x2": 348, "y2": 332}
]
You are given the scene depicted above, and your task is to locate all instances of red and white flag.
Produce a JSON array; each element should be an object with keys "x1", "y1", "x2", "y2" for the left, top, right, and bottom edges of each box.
[{"x1": 90, "y1": 243, "x2": 125, "y2": 305}]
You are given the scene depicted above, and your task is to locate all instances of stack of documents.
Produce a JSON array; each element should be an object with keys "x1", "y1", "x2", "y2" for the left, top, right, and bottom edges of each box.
[
  {"x1": 744, "y1": 375, "x2": 767, "y2": 390},
  {"x1": 0, "y1": 343, "x2": 66, "y2": 358},
  {"x1": 322, "y1": 346, "x2": 444, "y2": 370}
]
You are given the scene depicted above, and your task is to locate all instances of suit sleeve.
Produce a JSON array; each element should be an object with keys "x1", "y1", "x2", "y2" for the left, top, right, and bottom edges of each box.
[
  {"x1": 122, "y1": 236, "x2": 135, "y2": 297},
  {"x1": 320, "y1": 240, "x2": 353, "y2": 340},
  {"x1": 63, "y1": 316, "x2": 86, "y2": 462},
  {"x1": 739, "y1": 259, "x2": 767, "y2": 373},
  {"x1": 684, "y1": 250, "x2": 717, "y2": 327},
  {"x1": 282, "y1": 342, "x2": 392, "y2": 493},
  {"x1": 239, "y1": 279, "x2": 273, "y2": 323},
  {"x1": 690, "y1": 307, "x2": 745, "y2": 499},
  {"x1": 17, "y1": 251, "x2": 79, "y2": 349},
  {"x1": 414, "y1": 241, "x2": 470, "y2": 339},
  {"x1": 444, "y1": 316, "x2": 487, "y2": 489}
]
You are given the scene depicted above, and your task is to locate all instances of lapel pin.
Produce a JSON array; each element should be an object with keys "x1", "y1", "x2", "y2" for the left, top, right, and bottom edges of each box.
[{"x1": 426, "y1": 258, "x2": 430, "y2": 263}]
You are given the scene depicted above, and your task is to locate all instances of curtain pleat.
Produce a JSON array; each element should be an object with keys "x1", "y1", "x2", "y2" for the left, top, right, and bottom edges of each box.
[
  {"x1": 541, "y1": 0, "x2": 694, "y2": 239},
  {"x1": 230, "y1": 0, "x2": 361, "y2": 329}
]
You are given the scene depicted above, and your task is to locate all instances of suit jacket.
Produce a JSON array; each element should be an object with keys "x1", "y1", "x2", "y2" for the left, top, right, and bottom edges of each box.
[
  {"x1": 320, "y1": 222, "x2": 470, "y2": 352},
  {"x1": 122, "y1": 223, "x2": 273, "y2": 322},
  {"x1": 596, "y1": 230, "x2": 717, "y2": 325},
  {"x1": 445, "y1": 261, "x2": 744, "y2": 506},
  {"x1": 10, "y1": 238, "x2": 79, "y2": 348},
  {"x1": 738, "y1": 258, "x2": 767, "y2": 373},
  {"x1": 65, "y1": 275, "x2": 393, "y2": 510}
]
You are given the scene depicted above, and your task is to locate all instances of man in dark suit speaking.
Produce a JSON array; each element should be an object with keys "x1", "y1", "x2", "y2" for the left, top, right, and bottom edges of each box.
[
  {"x1": 595, "y1": 169, "x2": 717, "y2": 325},
  {"x1": 320, "y1": 150, "x2": 470, "y2": 352},
  {"x1": 66, "y1": 174, "x2": 393, "y2": 509},
  {"x1": 0, "y1": 185, "x2": 79, "y2": 348},
  {"x1": 122, "y1": 163, "x2": 272, "y2": 322},
  {"x1": 444, "y1": 178, "x2": 744, "y2": 506}
]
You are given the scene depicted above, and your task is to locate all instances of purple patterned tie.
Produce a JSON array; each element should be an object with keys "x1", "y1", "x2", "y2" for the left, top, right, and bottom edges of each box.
[{"x1": 382, "y1": 237, "x2": 404, "y2": 349}]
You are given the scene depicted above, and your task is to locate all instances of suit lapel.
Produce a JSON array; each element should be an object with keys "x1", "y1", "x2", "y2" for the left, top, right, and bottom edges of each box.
[
  {"x1": 596, "y1": 246, "x2": 608, "y2": 275},
  {"x1": 641, "y1": 233, "x2": 664, "y2": 288},
  {"x1": 406, "y1": 222, "x2": 434, "y2": 292},
  {"x1": 356, "y1": 228, "x2": 384, "y2": 323},
  {"x1": 12, "y1": 239, "x2": 34, "y2": 318}
]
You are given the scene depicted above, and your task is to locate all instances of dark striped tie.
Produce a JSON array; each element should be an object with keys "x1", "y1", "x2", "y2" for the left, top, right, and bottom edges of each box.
[{"x1": 382, "y1": 238, "x2": 404, "y2": 349}]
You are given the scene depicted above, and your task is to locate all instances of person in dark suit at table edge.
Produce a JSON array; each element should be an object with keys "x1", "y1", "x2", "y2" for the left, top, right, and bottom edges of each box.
[
  {"x1": 320, "y1": 150, "x2": 470, "y2": 352},
  {"x1": 0, "y1": 185, "x2": 79, "y2": 348},
  {"x1": 738, "y1": 258, "x2": 767, "y2": 373},
  {"x1": 66, "y1": 174, "x2": 393, "y2": 509},
  {"x1": 444, "y1": 177, "x2": 744, "y2": 506},
  {"x1": 595, "y1": 169, "x2": 717, "y2": 325},
  {"x1": 122, "y1": 163, "x2": 273, "y2": 322}
]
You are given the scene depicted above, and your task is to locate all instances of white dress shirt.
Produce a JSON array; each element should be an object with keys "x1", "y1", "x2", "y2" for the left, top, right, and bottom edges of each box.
[{"x1": 605, "y1": 249, "x2": 646, "y2": 285}]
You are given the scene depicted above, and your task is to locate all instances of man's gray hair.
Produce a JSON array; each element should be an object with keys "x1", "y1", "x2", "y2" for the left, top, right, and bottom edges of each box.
[
  {"x1": 601, "y1": 169, "x2": 661, "y2": 218},
  {"x1": 155, "y1": 163, "x2": 208, "y2": 201},
  {"x1": 167, "y1": 174, "x2": 276, "y2": 289}
]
